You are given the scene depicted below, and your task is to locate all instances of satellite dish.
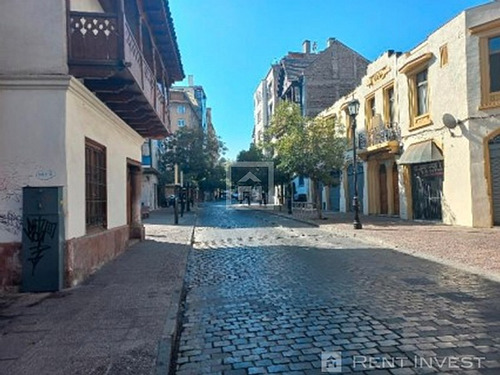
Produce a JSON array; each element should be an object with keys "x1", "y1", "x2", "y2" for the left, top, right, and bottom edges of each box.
[{"x1": 442, "y1": 113, "x2": 458, "y2": 129}]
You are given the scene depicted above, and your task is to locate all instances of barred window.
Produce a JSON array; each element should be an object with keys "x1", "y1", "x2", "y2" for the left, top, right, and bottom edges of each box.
[{"x1": 85, "y1": 139, "x2": 107, "y2": 229}]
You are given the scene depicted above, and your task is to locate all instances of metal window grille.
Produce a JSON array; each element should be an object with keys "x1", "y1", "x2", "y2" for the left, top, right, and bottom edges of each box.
[{"x1": 85, "y1": 139, "x2": 107, "y2": 229}]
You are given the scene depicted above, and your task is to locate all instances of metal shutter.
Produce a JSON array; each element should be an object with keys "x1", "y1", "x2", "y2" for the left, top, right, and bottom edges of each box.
[{"x1": 490, "y1": 138, "x2": 500, "y2": 225}]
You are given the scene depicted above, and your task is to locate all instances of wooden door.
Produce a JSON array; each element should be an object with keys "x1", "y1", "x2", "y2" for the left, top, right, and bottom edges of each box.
[
  {"x1": 127, "y1": 166, "x2": 132, "y2": 225},
  {"x1": 393, "y1": 163, "x2": 400, "y2": 216},
  {"x1": 379, "y1": 164, "x2": 388, "y2": 214}
]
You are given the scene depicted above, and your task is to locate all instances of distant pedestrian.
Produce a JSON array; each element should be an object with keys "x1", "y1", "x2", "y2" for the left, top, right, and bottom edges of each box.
[{"x1": 262, "y1": 191, "x2": 267, "y2": 206}]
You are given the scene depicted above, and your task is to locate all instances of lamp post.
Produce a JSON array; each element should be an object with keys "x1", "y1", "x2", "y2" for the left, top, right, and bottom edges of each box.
[{"x1": 347, "y1": 99, "x2": 362, "y2": 230}]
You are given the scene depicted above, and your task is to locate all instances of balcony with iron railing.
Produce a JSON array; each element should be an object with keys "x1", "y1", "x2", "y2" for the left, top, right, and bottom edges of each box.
[
  {"x1": 67, "y1": 11, "x2": 169, "y2": 137},
  {"x1": 358, "y1": 115, "x2": 401, "y2": 156}
]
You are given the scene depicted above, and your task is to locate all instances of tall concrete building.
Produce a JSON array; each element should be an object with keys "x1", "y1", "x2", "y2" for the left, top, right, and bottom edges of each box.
[
  {"x1": 253, "y1": 38, "x2": 370, "y2": 202},
  {"x1": 253, "y1": 64, "x2": 280, "y2": 146},
  {"x1": 170, "y1": 76, "x2": 208, "y2": 132}
]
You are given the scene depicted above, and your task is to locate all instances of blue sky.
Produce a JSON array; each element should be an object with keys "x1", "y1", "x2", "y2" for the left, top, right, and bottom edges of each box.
[{"x1": 169, "y1": 0, "x2": 487, "y2": 160}]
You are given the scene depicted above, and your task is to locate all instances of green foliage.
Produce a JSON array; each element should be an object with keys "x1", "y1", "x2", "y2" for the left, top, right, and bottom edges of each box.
[
  {"x1": 266, "y1": 101, "x2": 346, "y2": 184},
  {"x1": 236, "y1": 143, "x2": 265, "y2": 162},
  {"x1": 265, "y1": 101, "x2": 347, "y2": 218},
  {"x1": 160, "y1": 126, "x2": 226, "y2": 193}
]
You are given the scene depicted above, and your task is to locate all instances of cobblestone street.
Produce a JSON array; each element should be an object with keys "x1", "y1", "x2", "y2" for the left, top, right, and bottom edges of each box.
[{"x1": 174, "y1": 203, "x2": 500, "y2": 374}]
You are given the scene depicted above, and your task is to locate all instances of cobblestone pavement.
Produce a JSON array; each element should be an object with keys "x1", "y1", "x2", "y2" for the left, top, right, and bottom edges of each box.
[
  {"x1": 251, "y1": 206, "x2": 500, "y2": 281},
  {"x1": 173, "y1": 202, "x2": 500, "y2": 375}
]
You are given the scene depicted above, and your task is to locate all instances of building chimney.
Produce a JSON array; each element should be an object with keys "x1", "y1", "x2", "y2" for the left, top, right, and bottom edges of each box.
[
  {"x1": 188, "y1": 75, "x2": 194, "y2": 86},
  {"x1": 327, "y1": 38, "x2": 336, "y2": 48},
  {"x1": 303, "y1": 40, "x2": 311, "y2": 54}
]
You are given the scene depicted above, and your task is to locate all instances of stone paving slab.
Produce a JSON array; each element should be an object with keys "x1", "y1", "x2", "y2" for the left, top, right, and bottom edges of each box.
[{"x1": 0, "y1": 208, "x2": 195, "y2": 375}]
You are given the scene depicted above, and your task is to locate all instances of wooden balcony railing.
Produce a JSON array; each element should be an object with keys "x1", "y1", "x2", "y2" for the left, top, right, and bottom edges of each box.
[
  {"x1": 68, "y1": 12, "x2": 122, "y2": 74},
  {"x1": 68, "y1": 11, "x2": 168, "y2": 137}
]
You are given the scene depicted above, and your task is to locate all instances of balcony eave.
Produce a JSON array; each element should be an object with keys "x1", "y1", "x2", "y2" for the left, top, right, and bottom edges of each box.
[{"x1": 359, "y1": 140, "x2": 400, "y2": 161}]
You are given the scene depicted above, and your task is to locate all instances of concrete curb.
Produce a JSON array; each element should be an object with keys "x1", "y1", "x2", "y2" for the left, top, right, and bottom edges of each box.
[{"x1": 155, "y1": 212, "x2": 197, "y2": 375}]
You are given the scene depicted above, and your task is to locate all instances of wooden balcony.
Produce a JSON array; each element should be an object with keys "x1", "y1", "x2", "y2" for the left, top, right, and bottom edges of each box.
[{"x1": 67, "y1": 11, "x2": 169, "y2": 138}]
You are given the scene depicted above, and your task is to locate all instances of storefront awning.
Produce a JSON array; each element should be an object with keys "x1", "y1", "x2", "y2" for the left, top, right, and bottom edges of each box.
[{"x1": 397, "y1": 140, "x2": 443, "y2": 164}]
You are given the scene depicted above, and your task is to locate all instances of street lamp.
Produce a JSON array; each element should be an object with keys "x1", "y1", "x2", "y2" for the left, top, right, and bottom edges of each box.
[{"x1": 347, "y1": 99, "x2": 362, "y2": 230}]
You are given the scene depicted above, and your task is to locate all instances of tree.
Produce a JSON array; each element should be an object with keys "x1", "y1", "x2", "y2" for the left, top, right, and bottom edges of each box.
[
  {"x1": 160, "y1": 126, "x2": 226, "y2": 200},
  {"x1": 266, "y1": 101, "x2": 347, "y2": 218},
  {"x1": 236, "y1": 143, "x2": 265, "y2": 162}
]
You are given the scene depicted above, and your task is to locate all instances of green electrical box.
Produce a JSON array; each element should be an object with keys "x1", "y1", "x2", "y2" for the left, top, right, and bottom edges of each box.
[{"x1": 22, "y1": 187, "x2": 65, "y2": 292}]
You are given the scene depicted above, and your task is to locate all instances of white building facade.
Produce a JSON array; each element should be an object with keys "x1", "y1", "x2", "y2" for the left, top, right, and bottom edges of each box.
[
  {"x1": 0, "y1": 0, "x2": 183, "y2": 289},
  {"x1": 319, "y1": 0, "x2": 500, "y2": 227}
]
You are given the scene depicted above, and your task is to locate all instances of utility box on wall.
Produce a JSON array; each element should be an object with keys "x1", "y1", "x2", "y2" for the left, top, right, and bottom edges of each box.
[{"x1": 22, "y1": 187, "x2": 65, "y2": 292}]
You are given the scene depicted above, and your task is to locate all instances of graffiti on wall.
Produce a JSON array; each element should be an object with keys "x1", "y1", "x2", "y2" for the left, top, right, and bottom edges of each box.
[
  {"x1": 1, "y1": 162, "x2": 58, "y2": 238},
  {"x1": 0, "y1": 176, "x2": 22, "y2": 203},
  {"x1": 0, "y1": 211, "x2": 23, "y2": 236},
  {"x1": 23, "y1": 216, "x2": 57, "y2": 276}
]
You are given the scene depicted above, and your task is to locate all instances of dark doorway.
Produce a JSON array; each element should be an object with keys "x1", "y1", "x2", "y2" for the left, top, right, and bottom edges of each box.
[
  {"x1": 411, "y1": 161, "x2": 443, "y2": 221},
  {"x1": 329, "y1": 170, "x2": 341, "y2": 211},
  {"x1": 489, "y1": 135, "x2": 500, "y2": 225},
  {"x1": 127, "y1": 166, "x2": 132, "y2": 225}
]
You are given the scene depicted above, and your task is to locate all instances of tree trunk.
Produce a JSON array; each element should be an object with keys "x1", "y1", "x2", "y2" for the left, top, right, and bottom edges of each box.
[{"x1": 312, "y1": 179, "x2": 323, "y2": 220}]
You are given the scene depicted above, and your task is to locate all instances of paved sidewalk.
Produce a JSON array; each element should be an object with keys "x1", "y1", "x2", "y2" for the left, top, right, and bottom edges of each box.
[
  {"x1": 0, "y1": 208, "x2": 195, "y2": 375},
  {"x1": 249, "y1": 205, "x2": 500, "y2": 283}
]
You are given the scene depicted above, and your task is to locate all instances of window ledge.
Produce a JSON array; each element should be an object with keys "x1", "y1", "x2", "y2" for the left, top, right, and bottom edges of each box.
[
  {"x1": 86, "y1": 226, "x2": 108, "y2": 236},
  {"x1": 479, "y1": 102, "x2": 500, "y2": 111},
  {"x1": 480, "y1": 92, "x2": 500, "y2": 110},
  {"x1": 410, "y1": 114, "x2": 432, "y2": 130}
]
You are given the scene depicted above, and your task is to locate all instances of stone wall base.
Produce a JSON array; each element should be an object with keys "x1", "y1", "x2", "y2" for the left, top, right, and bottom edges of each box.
[
  {"x1": 0, "y1": 242, "x2": 22, "y2": 291},
  {"x1": 1, "y1": 226, "x2": 138, "y2": 290},
  {"x1": 65, "y1": 225, "x2": 131, "y2": 287}
]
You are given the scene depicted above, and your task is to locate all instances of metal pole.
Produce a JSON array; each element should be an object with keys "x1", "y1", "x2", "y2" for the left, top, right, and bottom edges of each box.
[
  {"x1": 352, "y1": 116, "x2": 363, "y2": 229},
  {"x1": 174, "y1": 197, "x2": 179, "y2": 224},
  {"x1": 180, "y1": 188, "x2": 185, "y2": 217},
  {"x1": 174, "y1": 185, "x2": 179, "y2": 225}
]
